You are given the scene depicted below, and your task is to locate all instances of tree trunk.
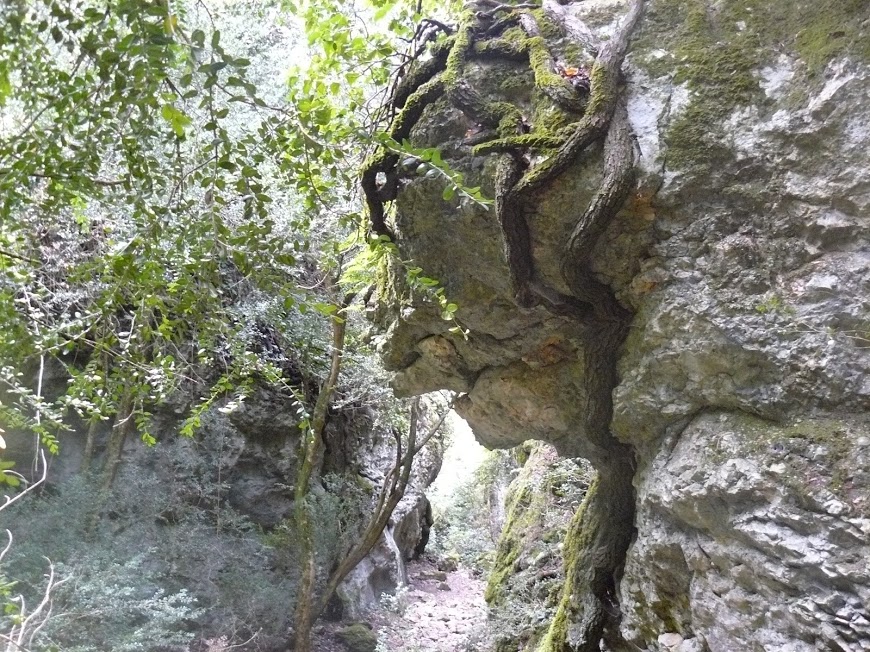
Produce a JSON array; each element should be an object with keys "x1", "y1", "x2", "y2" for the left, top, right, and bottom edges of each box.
[
  {"x1": 101, "y1": 393, "x2": 134, "y2": 493},
  {"x1": 292, "y1": 298, "x2": 351, "y2": 652}
]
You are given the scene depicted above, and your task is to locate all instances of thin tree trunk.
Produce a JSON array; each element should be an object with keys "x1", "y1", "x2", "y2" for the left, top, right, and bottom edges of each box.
[
  {"x1": 100, "y1": 393, "x2": 134, "y2": 493},
  {"x1": 292, "y1": 296, "x2": 352, "y2": 652},
  {"x1": 85, "y1": 392, "x2": 134, "y2": 536},
  {"x1": 82, "y1": 351, "x2": 110, "y2": 473},
  {"x1": 315, "y1": 396, "x2": 452, "y2": 618},
  {"x1": 81, "y1": 418, "x2": 99, "y2": 473}
]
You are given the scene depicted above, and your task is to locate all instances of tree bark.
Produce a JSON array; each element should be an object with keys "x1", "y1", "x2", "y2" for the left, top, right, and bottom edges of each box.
[
  {"x1": 292, "y1": 296, "x2": 351, "y2": 652},
  {"x1": 100, "y1": 392, "x2": 134, "y2": 493}
]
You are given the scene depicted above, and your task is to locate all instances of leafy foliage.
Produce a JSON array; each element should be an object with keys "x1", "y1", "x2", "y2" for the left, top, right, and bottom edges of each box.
[
  {"x1": 0, "y1": 0, "x2": 463, "y2": 463},
  {"x1": 0, "y1": 0, "x2": 311, "y2": 454},
  {"x1": 0, "y1": 0, "x2": 469, "y2": 646},
  {"x1": 431, "y1": 450, "x2": 515, "y2": 570}
]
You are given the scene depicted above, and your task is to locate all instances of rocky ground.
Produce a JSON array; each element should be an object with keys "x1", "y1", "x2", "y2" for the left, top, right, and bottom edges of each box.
[{"x1": 315, "y1": 559, "x2": 489, "y2": 652}]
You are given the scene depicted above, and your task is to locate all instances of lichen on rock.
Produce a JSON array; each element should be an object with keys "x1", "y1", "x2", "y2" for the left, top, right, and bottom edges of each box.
[{"x1": 369, "y1": 0, "x2": 870, "y2": 649}]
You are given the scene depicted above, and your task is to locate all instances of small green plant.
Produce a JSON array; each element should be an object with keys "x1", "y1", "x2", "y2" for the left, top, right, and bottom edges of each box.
[
  {"x1": 755, "y1": 294, "x2": 796, "y2": 315},
  {"x1": 379, "y1": 585, "x2": 411, "y2": 616},
  {"x1": 384, "y1": 138, "x2": 492, "y2": 207},
  {"x1": 341, "y1": 233, "x2": 470, "y2": 337}
]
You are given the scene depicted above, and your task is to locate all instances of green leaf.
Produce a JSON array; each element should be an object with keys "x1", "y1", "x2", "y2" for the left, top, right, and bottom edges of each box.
[
  {"x1": 201, "y1": 61, "x2": 227, "y2": 75},
  {"x1": 0, "y1": 63, "x2": 11, "y2": 107},
  {"x1": 160, "y1": 104, "x2": 192, "y2": 137}
]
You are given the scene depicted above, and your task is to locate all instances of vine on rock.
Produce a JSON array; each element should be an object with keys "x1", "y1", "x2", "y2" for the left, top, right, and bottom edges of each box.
[
  {"x1": 362, "y1": 0, "x2": 644, "y2": 322},
  {"x1": 362, "y1": 1, "x2": 646, "y2": 650}
]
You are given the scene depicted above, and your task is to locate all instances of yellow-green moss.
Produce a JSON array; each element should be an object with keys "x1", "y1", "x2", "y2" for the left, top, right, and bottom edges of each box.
[
  {"x1": 584, "y1": 62, "x2": 612, "y2": 116},
  {"x1": 527, "y1": 35, "x2": 585, "y2": 113},
  {"x1": 442, "y1": 18, "x2": 475, "y2": 88},
  {"x1": 474, "y1": 25, "x2": 527, "y2": 59},
  {"x1": 634, "y1": 0, "x2": 870, "y2": 171},
  {"x1": 530, "y1": 9, "x2": 565, "y2": 43},
  {"x1": 626, "y1": 588, "x2": 690, "y2": 643},
  {"x1": 485, "y1": 445, "x2": 591, "y2": 606},
  {"x1": 375, "y1": 251, "x2": 410, "y2": 310},
  {"x1": 537, "y1": 477, "x2": 601, "y2": 652},
  {"x1": 390, "y1": 75, "x2": 446, "y2": 139},
  {"x1": 737, "y1": 0, "x2": 870, "y2": 72},
  {"x1": 485, "y1": 482, "x2": 535, "y2": 604},
  {"x1": 473, "y1": 132, "x2": 567, "y2": 155}
]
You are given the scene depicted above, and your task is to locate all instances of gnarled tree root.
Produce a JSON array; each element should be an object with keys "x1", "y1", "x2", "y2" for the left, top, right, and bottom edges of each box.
[
  {"x1": 539, "y1": 463, "x2": 636, "y2": 652},
  {"x1": 361, "y1": 5, "x2": 646, "y2": 650}
]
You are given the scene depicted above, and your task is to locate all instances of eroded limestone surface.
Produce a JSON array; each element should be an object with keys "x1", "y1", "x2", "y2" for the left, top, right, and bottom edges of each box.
[{"x1": 372, "y1": 0, "x2": 870, "y2": 649}]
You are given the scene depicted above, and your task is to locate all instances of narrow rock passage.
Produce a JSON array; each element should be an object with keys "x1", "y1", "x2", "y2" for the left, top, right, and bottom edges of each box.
[
  {"x1": 376, "y1": 559, "x2": 488, "y2": 652},
  {"x1": 314, "y1": 559, "x2": 489, "y2": 652}
]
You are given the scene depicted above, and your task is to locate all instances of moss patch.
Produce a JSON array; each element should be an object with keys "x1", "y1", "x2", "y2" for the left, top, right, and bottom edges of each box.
[
  {"x1": 537, "y1": 476, "x2": 600, "y2": 652},
  {"x1": 634, "y1": 0, "x2": 870, "y2": 171},
  {"x1": 707, "y1": 412, "x2": 867, "y2": 502},
  {"x1": 485, "y1": 445, "x2": 594, "y2": 651},
  {"x1": 484, "y1": 481, "x2": 535, "y2": 604},
  {"x1": 473, "y1": 132, "x2": 568, "y2": 155},
  {"x1": 336, "y1": 623, "x2": 377, "y2": 652}
]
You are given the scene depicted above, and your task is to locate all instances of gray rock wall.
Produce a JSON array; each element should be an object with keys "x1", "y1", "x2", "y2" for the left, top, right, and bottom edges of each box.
[
  {"x1": 372, "y1": 0, "x2": 870, "y2": 649},
  {"x1": 621, "y1": 411, "x2": 870, "y2": 651},
  {"x1": 614, "y1": 2, "x2": 870, "y2": 648}
]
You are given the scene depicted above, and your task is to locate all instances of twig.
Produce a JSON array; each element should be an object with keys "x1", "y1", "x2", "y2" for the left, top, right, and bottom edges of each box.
[
  {"x1": 0, "y1": 248, "x2": 38, "y2": 264},
  {"x1": 1, "y1": 449, "x2": 47, "y2": 512},
  {"x1": 413, "y1": 394, "x2": 456, "y2": 455}
]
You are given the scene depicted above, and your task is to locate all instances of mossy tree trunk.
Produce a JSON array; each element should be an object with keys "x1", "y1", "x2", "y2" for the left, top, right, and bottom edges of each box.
[
  {"x1": 292, "y1": 295, "x2": 352, "y2": 652},
  {"x1": 538, "y1": 461, "x2": 636, "y2": 652}
]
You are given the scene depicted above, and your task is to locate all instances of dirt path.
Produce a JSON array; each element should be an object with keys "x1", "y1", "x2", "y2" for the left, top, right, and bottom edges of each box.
[
  {"x1": 315, "y1": 559, "x2": 489, "y2": 652},
  {"x1": 376, "y1": 560, "x2": 488, "y2": 652}
]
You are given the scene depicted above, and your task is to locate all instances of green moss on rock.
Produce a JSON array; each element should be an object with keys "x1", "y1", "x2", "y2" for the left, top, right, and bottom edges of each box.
[
  {"x1": 336, "y1": 623, "x2": 377, "y2": 652},
  {"x1": 485, "y1": 482, "x2": 534, "y2": 604},
  {"x1": 485, "y1": 445, "x2": 594, "y2": 650},
  {"x1": 527, "y1": 35, "x2": 585, "y2": 113},
  {"x1": 536, "y1": 476, "x2": 600, "y2": 652},
  {"x1": 634, "y1": 0, "x2": 870, "y2": 171},
  {"x1": 442, "y1": 19, "x2": 474, "y2": 88},
  {"x1": 473, "y1": 132, "x2": 568, "y2": 155}
]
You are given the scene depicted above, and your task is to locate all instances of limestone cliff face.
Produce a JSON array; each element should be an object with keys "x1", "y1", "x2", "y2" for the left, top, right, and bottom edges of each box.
[
  {"x1": 372, "y1": 0, "x2": 870, "y2": 650},
  {"x1": 4, "y1": 371, "x2": 441, "y2": 648}
]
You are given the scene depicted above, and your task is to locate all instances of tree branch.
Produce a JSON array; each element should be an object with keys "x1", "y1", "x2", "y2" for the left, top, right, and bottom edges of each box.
[{"x1": 0, "y1": 248, "x2": 38, "y2": 265}]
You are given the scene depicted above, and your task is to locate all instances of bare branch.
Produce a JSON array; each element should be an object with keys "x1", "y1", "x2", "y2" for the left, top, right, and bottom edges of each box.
[
  {"x1": 0, "y1": 248, "x2": 39, "y2": 265},
  {"x1": 1, "y1": 448, "x2": 47, "y2": 512}
]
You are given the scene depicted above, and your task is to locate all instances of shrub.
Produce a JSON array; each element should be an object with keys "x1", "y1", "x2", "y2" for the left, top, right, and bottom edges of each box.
[
  {"x1": 1, "y1": 471, "x2": 295, "y2": 651},
  {"x1": 32, "y1": 553, "x2": 201, "y2": 652}
]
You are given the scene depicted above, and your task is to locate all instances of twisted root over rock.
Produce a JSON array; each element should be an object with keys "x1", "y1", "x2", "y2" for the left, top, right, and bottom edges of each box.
[{"x1": 362, "y1": 2, "x2": 646, "y2": 650}]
